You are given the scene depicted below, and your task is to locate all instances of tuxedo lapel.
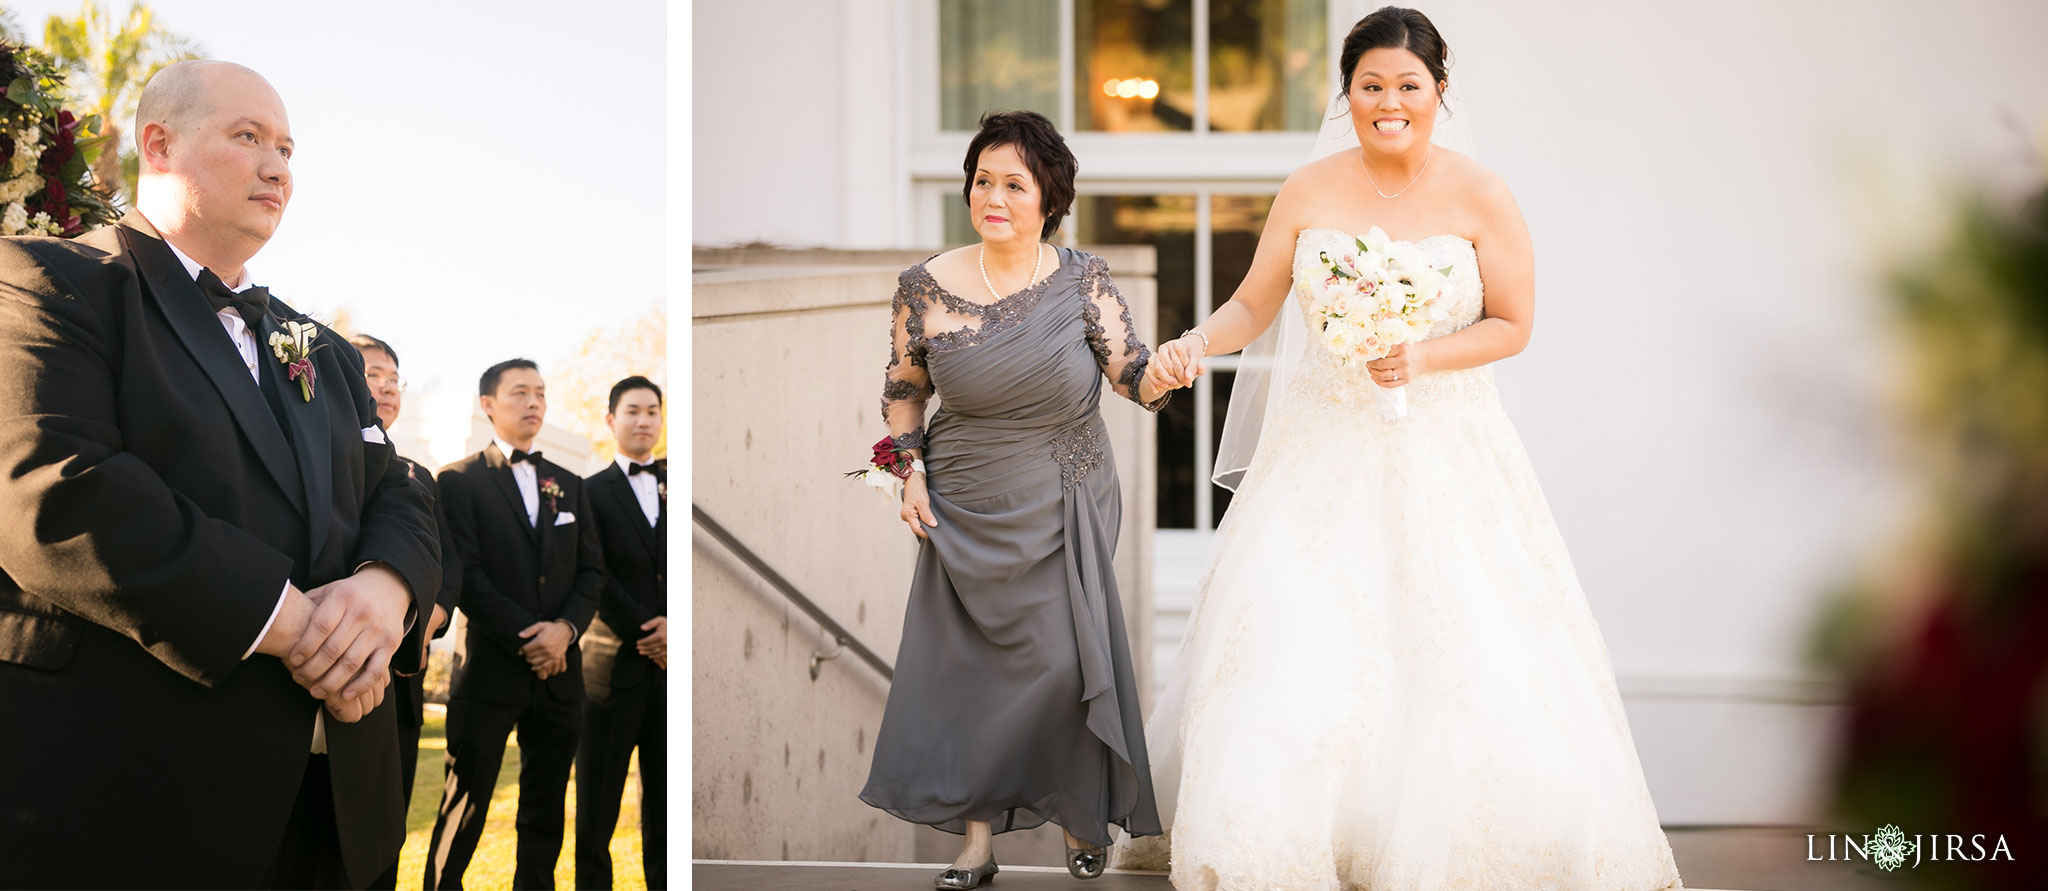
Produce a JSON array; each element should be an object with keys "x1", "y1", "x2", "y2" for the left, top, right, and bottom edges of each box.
[
  {"x1": 601, "y1": 467, "x2": 657, "y2": 557},
  {"x1": 259, "y1": 311, "x2": 334, "y2": 559},
  {"x1": 484, "y1": 445, "x2": 538, "y2": 547},
  {"x1": 117, "y1": 214, "x2": 306, "y2": 516},
  {"x1": 535, "y1": 463, "x2": 564, "y2": 572},
  {"x1": 654, "y1": 462, "x2": 667, "y2": 532}
]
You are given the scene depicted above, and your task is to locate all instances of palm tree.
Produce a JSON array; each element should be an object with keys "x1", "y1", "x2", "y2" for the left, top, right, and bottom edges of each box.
[{"x1": 41, "y1": 1, "x2": 200, "y2": 208}]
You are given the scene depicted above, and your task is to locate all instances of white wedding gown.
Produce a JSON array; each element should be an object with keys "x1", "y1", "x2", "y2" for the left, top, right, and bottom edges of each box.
[{"x1": 1117, "y1": 229, "x2": 1684, "y2": 890}]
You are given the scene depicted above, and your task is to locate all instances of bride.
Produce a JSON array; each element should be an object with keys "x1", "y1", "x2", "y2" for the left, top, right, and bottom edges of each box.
[{"x1": 1121, "y1": 7, "x2": 1684, "y2": 890}]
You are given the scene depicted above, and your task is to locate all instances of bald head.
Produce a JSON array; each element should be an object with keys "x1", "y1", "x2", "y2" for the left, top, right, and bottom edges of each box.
[
  {"x1": 134, "y1": 60, "x2": 277, "y2": 138},
  {"x1": 130, "y1": 59, "x2": 294, "y2": 282}
]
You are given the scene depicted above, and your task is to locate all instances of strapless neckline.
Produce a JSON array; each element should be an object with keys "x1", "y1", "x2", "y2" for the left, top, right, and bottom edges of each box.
[{"x1": 1297, "y1": 228, "x2": 1474, "y2": 251}]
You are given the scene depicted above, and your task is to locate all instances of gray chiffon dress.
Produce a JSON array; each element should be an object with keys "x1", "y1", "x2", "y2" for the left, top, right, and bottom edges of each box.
[{"x1": 859, "y1": 246, "x2": 1167, "y2": 848}]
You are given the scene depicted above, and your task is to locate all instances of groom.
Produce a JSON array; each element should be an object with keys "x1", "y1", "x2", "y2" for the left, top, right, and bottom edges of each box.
[{"x1": 0, "y1": 61, "x2": 441, "y2": 888}]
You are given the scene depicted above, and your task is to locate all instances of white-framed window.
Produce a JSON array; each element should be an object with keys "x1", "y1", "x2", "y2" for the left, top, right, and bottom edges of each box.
[{"x1": 911, "y1": 0, "x2": 1354, "y2": 529}]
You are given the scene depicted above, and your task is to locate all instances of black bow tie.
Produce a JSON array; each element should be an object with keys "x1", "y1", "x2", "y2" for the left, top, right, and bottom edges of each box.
[
  {"x1": 509, "y1": 448, "x2": 542, "y2": 465},
  {"x1": 197, "y1": 269, "x2": 271, "y2": 330},
  {"x1": 627, "y1": 460, "x2": 665, "y2": 482}
]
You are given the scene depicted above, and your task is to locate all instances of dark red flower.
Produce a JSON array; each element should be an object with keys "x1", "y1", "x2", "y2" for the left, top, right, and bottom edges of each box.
[
  {"x1": 44, "y1": 181, "x2": 65, "y2": 206},
  {"x1": 45, "y1": 127, "x2": 74, "y2": 172}
]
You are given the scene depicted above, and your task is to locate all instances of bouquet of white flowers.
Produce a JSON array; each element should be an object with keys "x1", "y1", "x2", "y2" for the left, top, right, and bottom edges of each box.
[{"x1": 1293, "y1": 226, "x2": 1454, "y2": 420}]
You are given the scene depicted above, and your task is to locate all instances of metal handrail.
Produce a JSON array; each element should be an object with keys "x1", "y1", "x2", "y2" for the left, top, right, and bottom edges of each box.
[{"x1": 692, "y1": 503, "x2": 894, "y2": 682}]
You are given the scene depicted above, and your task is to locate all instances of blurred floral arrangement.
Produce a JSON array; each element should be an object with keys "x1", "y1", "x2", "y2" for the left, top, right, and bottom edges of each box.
[
  {"x1": 0, "y1": 42, "x2": 117, "y2": 237},
  {"x1": 1807, "y1": 135, "x2": 2048, "y2": 889}
]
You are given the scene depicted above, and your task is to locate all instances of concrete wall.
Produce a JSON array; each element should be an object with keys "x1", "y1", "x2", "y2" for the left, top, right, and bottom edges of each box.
[{"x1": 691, "y1": 246, "x2": 1160, "y2": 863}]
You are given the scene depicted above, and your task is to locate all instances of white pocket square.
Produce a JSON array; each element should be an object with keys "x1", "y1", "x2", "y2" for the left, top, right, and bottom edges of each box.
[
  {"x1": 361, "y1": 425, "x2": 387, "y2": 444},
  {"x1": 553, "y1": 512, "x2": 576, "y2": 525}
]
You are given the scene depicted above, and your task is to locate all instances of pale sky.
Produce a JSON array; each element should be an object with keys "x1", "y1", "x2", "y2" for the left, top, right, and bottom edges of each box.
[{"x1": 5, "y1": 0, "x2": 667, "y2": 467}]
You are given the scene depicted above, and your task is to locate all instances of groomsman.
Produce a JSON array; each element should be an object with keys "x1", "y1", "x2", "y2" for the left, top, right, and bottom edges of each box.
[
  {"x1": 425, "y1": 358, "x2": 602, "y2": 890},
  {"x1": 575, "y1": 376, "x2": 668, "y2": 889},
  {"x1": 0, "y1": 62, "x2": 440, "y2": 888},
  {"x1": 351, "y1": 334, "x2": 465, "y2": 890}
]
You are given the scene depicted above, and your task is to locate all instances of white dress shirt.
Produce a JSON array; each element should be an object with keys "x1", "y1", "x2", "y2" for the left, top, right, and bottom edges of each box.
[
  {"x1": 496, "y1": 436, "x2": 542, "y2": 527},
  {"x1": 615, "y1": 455, "x2": 662, "y2": 527}
]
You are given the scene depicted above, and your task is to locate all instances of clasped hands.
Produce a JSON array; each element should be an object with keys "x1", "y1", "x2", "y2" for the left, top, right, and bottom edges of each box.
[
  {"x1": 254, "y1": 564, "x2": 413, "y2": 723},
  {"x1": 518, "y1": 617, "x2": 575, "y2": 679},
  {"x1": 637, "y1": 616, "x2": 667, "y2": 671},
  {"x1": 1146, "y1": 334, "x2": 1209, "y2": 393}
]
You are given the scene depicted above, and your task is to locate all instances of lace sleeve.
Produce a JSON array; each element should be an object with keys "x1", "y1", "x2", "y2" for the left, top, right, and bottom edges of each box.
[
  {"x1": 1080, "y1": 255, "x2": 1171, "y2": 412},
  {"x1": 882, "y1": 271, "x2": 935, "y2": 451}
]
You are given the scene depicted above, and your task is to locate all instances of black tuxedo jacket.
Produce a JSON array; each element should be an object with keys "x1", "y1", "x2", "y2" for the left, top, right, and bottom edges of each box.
[
  {"x1": 438, "y1": 445, "x2": 601, "y2": 706},
  {"x1": 580, "y1": 460, "x2": 667, "y2": 698},
  {"x1": 0, "y1": 214, "x2": 441, "y2": 887},
  {"x1": 392, "y1": 456, "x2": 462, "y2": 727}
]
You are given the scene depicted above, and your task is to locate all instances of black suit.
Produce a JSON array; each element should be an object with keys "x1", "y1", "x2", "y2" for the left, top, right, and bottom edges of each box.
[
  {"x1": 370, "y1": 456, "x2": 463, "y2": 890},
  {"x1": 426, "y1": 444, "x2": 601, "y2": 890},
  {"x1": 0, "y1": 213, "x2": 441, "y2": 889},
  {"x1": 575, "y1": 459, "x2": 667, "y2": 889}
]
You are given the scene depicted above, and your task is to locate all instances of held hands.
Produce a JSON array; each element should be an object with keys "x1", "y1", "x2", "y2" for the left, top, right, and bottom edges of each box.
[
  {"x1": 900, "y1": 472, "x2": 938, "y2": 540},
  {"x1": 637, "y1": 615, "x2": 668, "y2": 670},
  {"x1": 256, "y1": 564, "x2": 413, "y2": 723},
  {"x1": 519, "y1": 619, "x2": 574, "y2": 679},
  {"x1": 1364, "y1": 341, "x2": 1429, "y2": 389},
  {"x1": 1147, "y1": 334, "x2": 1207, "y2": 393}
]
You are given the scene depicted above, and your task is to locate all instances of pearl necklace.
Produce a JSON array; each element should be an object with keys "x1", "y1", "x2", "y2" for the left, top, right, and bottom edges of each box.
[
  {"x1": 1363, "y1": 145, "x2": 1433, "y2": 199},
  {"x1": 980, "y1": 243, "x2": 1044, "y2": 302}
]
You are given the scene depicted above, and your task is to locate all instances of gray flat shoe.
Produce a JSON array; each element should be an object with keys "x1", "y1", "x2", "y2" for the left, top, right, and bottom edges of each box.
[
  {"x1": 1067, "y1": 844, "x2": 1107, "y2": 880},
  {"x1": 935, "y1": 857, "x2": 998, "y2": 889}
]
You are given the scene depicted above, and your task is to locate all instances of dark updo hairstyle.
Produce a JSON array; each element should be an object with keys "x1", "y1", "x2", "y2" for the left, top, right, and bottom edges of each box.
[
  {"x1": 961, "y1": 110, "x2": 1078, "y2": 242},
  {"x1": 1338, "y1": 7, "x2": 1452, "y2": 109}
]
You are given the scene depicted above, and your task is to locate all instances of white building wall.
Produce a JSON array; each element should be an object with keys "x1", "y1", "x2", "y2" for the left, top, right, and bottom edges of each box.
[{"x1": 693, "y1": 0, "x2": 909, "y2": 248}]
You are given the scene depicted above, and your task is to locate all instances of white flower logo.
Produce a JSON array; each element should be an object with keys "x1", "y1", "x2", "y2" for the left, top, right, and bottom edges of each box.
[{"x1": 1870, "y1": 824, "x2": 1915, "y2": 872}]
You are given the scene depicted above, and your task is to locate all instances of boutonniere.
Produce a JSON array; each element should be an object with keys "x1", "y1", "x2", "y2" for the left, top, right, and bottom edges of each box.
[
  {"x1": 266, "y1": 319, "x2": 329, "y2": 402},
  {"x1": 657, "y1": 480, "x2": 666, "y2": 501},
  {"x1": 540, "y1": 476, "x2": 564, "y2": 512}
]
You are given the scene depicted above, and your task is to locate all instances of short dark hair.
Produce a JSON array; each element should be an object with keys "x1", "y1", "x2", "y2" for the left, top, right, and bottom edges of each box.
[
  {"x1": 479, "y1": 358, "x2": 539, "y2": 398},
  {"x1": 608, "y1": 375, "x2": 664, "y2": 414},
  {"x1": 1339, "y1": 7, "x2": 1452, "y2": 106},
  {"x1": 348, "y1": 333, "x2": 398, "y2": 369},
  {"x1": 961, "y1": 110, "x2": 1078, "y2": 241}
]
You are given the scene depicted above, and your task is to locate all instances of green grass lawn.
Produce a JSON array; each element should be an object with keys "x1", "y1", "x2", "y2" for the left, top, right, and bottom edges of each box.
[{"x1": 396, "y1": 709, "x2": 648, "y2": 890}]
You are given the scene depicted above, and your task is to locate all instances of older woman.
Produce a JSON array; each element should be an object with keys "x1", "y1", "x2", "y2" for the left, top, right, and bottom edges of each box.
[{"x1": 858, "y1": 110, "x2": 1167, "y2": 889}]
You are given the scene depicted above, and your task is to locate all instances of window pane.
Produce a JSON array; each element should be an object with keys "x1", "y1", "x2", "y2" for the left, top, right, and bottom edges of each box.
[
  {"x1": 941, "y1": 0, "x2": 1061, "y2": 131},
  {"x1": 1208, "y1": 0, "x2": 1328, "y2": 132},
  {"x1": 1074, "y1": 194, "x2": 1198, "y2": 527},
  {"x1": 1209, "y1": 194, "x2": 1274, "y2": 521},
  {"x1": 1075, "y1": 0, "x2": 1195, "y2": 132}
]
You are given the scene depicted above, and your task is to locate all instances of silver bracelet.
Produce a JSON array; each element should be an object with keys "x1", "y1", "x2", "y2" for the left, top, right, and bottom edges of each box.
[{"x1": 1179, "y1": 329, "x2": 1210, "y2": 356}]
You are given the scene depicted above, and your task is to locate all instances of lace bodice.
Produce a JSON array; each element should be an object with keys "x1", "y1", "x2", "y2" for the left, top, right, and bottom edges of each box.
[
  {"x1": 880, "y1": 249, "x2": 1167, "y2": 452},
  {"x1": 1285, "y1": 229, "x2": 1496, "y2": 414}
]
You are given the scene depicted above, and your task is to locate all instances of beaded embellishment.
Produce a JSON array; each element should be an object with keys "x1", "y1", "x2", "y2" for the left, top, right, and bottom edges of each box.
[{"x1": 1050, "y1": 423, "x2": 1106, "y2": 491}]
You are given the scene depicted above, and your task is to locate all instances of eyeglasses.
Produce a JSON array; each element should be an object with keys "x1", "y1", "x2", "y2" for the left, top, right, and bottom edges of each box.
[{"x1": 366, "y1": 371, "x2": 408, "y2": 392}]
